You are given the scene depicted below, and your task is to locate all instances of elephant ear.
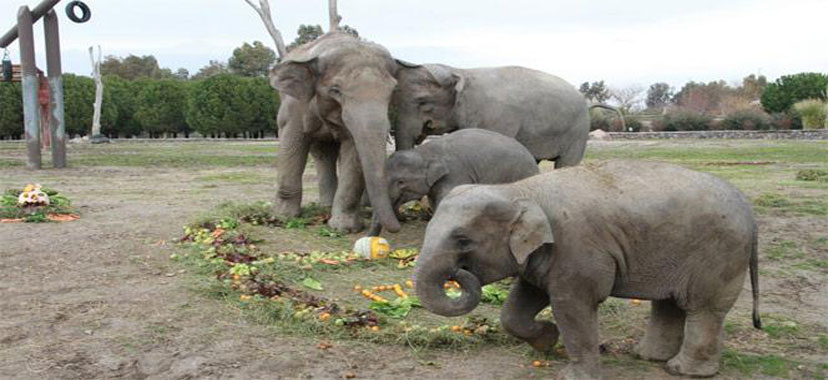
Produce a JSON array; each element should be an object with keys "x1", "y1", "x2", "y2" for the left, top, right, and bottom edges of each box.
[
  {"x1": 423, "y1": 64, "x2": 465, "y2": 94},
  {"x1": 426, "y1": 159, "x2": 449, "y2": 187},
  {"x1": 509, "y1": 199, "x2": 554, "y2": 265},
  {"x1": 270, "y1": 57, "x2": 319, "y2": 102}
]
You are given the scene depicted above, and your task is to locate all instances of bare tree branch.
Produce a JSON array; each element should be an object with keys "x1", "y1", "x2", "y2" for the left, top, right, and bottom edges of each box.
[
  {"x1": 329, "y1": 0, "x2": 341, "y2": 32},
  {"x1": 89, "y1": 45, "x2": 103, "y2": 137},
  {"x1": 243, "y1": 0, "x2": 287, "y2": 59}
]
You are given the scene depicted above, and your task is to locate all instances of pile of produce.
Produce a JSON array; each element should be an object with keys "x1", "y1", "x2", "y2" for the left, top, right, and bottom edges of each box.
[{"x1": 1, "y1": 184, "x2": 77, "y2": 222}]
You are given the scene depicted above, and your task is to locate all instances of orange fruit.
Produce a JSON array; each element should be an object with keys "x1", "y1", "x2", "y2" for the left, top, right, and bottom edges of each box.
[
  {"x1": 371, "y1": 326, "x2": 380, "y2": 332},
  {"x1": 319, "y1": 312, "x2": 331, "y2": 321},
  {"x1": 532, "y1": 360, "x2": 542, "y2": 368},
  {"x1": 451, "y1": 325, "x2": 461, "y2": 332}
]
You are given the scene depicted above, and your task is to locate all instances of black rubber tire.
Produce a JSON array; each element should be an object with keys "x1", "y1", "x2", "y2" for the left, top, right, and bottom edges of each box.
[{"x1": 65, "y1": 1, "x2": 91, "y2": 23}]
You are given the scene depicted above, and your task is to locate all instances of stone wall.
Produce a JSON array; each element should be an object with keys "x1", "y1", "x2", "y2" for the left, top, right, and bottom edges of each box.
[{"x1": 603, "y1": 130, "x2": 828, "y2": 140}]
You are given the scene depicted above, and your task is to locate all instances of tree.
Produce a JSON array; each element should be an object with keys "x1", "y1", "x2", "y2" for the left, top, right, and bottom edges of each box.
[
  {"x1": 174, "y1": 68, "x2": 190, "y2": 81},
  {"x1": 187, "y1": 74, "x2": 279, "y2": 138},
  {"x1": 287, "y1": 24, "x2": 324, "y2": 51},
  {"x1": 761, "y1": 72, "x2": 828, "y2": 113},
  {"x1": 100, "y1": 54, "x2": 174, "y2": 80},
  {"x1": 673, "y1": 80, "x2": 731, "y2": 115},
  {"x1": 739, "y1": 74, "x2": 767, "y2": 101},
  {"x1": 610, "y1": 85, "x2": 644, "y2": 114},
  {"x1": 0, "y1": 82, "x2": 23, "y2": 139},
  {"x1": 89, "y1": 46, "x2": 106, "y2": 140},
  {"x1": 646, "y1": 82, "x2": 673, "y2": 110},
  {"x1": 102, "y1": 75, "x2": 141, "y2": 137},
  {"x1": 228, "y1": 41, "x2": 277, "y2": 77},
  {"x1": 134, "y1": 79, "x2": 190, "y2": 137},
  {"x1": 63, "y1": 74, "x2": 117, "y2": 137},
  {"x1": 192, "y1": 60, "x2": 229, "y2": 80},
  {"x1": 579, "y1": 81, "x2": 610, "y2": 103}
]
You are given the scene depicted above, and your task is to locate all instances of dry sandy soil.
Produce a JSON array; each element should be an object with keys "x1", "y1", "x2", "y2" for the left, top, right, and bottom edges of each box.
[{"x1": 0, "y1": 140, "x2": 826, "y2": 380}]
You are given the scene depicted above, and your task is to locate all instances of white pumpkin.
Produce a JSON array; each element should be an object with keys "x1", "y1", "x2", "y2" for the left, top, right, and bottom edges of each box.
[{"x1": 353, "y1": 237, "x2": 391, "y2": 259}]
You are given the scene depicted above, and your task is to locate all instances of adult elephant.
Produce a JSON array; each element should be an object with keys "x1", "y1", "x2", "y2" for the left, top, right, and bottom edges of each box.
[
  {"x1": 392, "y1": 63, "x2": 590, "y2": 167},
  {"x1": 270, "y1": 32, "x2": 400, "y2": 233}
]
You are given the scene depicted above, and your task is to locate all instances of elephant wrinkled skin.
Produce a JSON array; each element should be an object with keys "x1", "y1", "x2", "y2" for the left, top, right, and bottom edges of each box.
[
  {"x1": 414, "y1": 160, "x2": 761, "y2": 380},
  {"x1": 270, "y1": 32, "x2": 401, "y2": 233},
  {"x1": 392, "y1": 63, "x2": 589, "y2": 167},
  {"x1": 367, "y1": 129, "x2": 539, "y2": 236}
]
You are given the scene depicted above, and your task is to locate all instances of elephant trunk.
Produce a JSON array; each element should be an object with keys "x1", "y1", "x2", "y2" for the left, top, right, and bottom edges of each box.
[
  {"x1": 367, "y1": 190, "x2": 403, "y2": 236},
  {"x1": 342, "y1": 102, "x2": 401, "y2": 233},
  {"x1": 415, "y1": 255, "x2": 482, "y2": 317},
  {"x1": 394, "y1": 118, "x2": 424, "y2": 151}
]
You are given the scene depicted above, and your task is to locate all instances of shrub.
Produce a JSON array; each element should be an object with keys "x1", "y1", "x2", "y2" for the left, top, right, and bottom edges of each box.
[
  {"x1": 654, "y1": 111, "x2": 713, "y2": 131},
  {"x1": 187, "y1": 74, "x2": 278, "y2": 138},
  {"x1": 769, "y1": 112, "x2": 803, "y2": 130},
  {"x1": 719, "y1": 109, "x2": 772, "y2": 130},
  {"x1": 103, "y1": 75, "x2": 141, "y2": 138},
  {"x1": 134, "y1": 79, "x2": 190, "y2": 137},
  {"x1": 0, "y1": 82, "x2": 23, "y2": 139},
  {"x1": 793, "y1": 99, "x2": 827, "y2": 129},
  {"x1": 63, "y1": 74, "x2": 117, "y2": 137},
  {"x1": 761, "y1": 72, "x2": 828, "y2": 113}
]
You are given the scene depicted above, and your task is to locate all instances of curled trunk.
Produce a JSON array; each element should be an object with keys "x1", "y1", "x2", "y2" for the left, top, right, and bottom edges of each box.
[{"x1": 415, "y1": 256, "x2": 481, "y2": 317}]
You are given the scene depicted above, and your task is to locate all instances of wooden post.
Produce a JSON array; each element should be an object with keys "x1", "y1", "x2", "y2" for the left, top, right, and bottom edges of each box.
[
  {"x1": 0, "y1": 0, "x2": 62, "y2": 48},
  {"x1": 18, "y1": 6, "x2": 41, "y2": 170},
  {"x1": 44, "y1": 9, "x2": 66, "y2": 167}
]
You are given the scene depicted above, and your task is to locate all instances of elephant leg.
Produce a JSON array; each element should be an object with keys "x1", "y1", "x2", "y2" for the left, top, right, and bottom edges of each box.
[
  {"x1": 664, "y1": 310, "x2": 726, "y2": 377},
  {"x1": 635, "y1": 299, "x2": 685, "y2": 361},
  {"x1": 548, "y1": 296, "x2": 602, "y2": 380},
  {"x1": 554, "y1": 140, "x2": 586, "y2": 168},
  {"x1": 500, "y1": 279, "x2": 559, "y2": 352},
  {"x1": 327, "y1": 138, "x2": 365, "y2": 233},
  {"x1": 275, "y1": 122, "x2": 311, "y2": 218},
  {"x1": 310, "y1": 141, "x2": 339, "y2": 208}
]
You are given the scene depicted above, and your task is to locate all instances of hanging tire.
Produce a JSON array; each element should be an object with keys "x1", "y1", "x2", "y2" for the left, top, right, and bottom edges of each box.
[{"x1": 66, "y1": 1, "x2": 91, "y2": 23}]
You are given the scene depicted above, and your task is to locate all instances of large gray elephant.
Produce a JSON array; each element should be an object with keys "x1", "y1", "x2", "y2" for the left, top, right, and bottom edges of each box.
[
  {"x1": 414, "y1": 160, "x2": 761, "y2": 380},
  {"x1": 270, "y1": 32, "x2": 401, "y2": 233},
  {"x1": 392, "y1": 63, "x2": 589, "y2": 167},
  {"x1": 367, "y1": 129, "x2": 539, "y2": 236}
]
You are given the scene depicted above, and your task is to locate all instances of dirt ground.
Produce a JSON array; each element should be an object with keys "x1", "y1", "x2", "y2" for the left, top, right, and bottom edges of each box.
[{"x1": 0, "y1": 140, "x2": 826, "y2": 380}]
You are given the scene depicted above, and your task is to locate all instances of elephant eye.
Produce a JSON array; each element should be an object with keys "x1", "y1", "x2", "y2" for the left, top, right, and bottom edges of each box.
[
  {"x1": 328, "y1": 85, "x2": 342, "y2": 97},
  {"x1": 453, "y1": 233, "x2": 474, "y2": 252}
]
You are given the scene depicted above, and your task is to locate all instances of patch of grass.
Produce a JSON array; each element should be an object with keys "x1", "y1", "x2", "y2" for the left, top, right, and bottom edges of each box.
[
  {"x1": 722, "y1": 350, "x2": 795, "y2": 377},
  {"x1": 796, "y1": 169, "x2": 828, "y2": 182},
  {"x1": 766, "y1": 241, "x2": 805, "y2": 261},
  {"x1": 762, "y1": 320, "x2": 800, "y2": 339},
  {"x1": 754, "y1": 193, "x2": 792, "y2": 208},
  {"x1": 196, "y1": 172, "x2": 269, "y2": 184},
  {"x1": 819, "y1": 335, "x2": 828, "y2": 350}
]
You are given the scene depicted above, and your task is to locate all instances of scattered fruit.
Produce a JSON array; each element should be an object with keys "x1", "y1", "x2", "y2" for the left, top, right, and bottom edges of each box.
[
  {"x1": 405, "y1": 280, "x2": 414, "y2": 288},
  {"x1": 451, "y1": 325, "x2": 461, "y2": 332},
  {"x1": 632, "y1": 299, "x2": 641, "y2": 305},
  {"x1": 239, "y1": 295, "x2": 252, "y2": 301},
  {"x1": 370, "y1": 326, "x2": 380, "y2": 332},
  {"x1": 319, "y1": 312, "x2": 331, "y2": 321}
]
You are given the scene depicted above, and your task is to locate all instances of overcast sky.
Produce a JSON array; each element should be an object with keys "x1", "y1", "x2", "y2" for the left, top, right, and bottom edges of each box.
[{"x1": 1, "y1": 0, "x2": 826, "y2": 91}]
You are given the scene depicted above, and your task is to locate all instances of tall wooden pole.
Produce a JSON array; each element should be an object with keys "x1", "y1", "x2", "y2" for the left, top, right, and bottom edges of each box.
[
  {"x1": 329, "y1": 0, "x2": 341, "y2": 32},
  {"x1": 44, "y1": 9, "x2": 66, "y2": 167},
  {"x1": 18, "y1": 6, "x2": 41, "y2": 169}
]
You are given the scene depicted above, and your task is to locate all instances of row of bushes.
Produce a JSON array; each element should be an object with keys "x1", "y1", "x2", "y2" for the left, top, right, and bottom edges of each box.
[
  {"x1": 590, "y1": 108, "x2": 808, "y2": 133},
  {"x1": 0, "y1": 74, "x2": 280, "y2": 140}
]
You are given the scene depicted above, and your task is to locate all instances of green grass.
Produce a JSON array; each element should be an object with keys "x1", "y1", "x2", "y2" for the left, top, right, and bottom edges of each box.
[{"x1": 722, "y1": 350, "x2": 795, "y2": 377}]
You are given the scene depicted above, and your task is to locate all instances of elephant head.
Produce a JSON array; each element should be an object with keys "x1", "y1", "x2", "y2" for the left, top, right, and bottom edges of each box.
[
  {"x1": 414, "y1": 185, "x2": 554, "y2": 316},
  {"x1": 392, "y1": 62, "x2": 465, "y2": 151},
  {"x1": 271, "y1": 33, "x2": 402, "y2": 232},
  {"x1": 366, "y1": 149, "x2": 448, "y2": 236}
]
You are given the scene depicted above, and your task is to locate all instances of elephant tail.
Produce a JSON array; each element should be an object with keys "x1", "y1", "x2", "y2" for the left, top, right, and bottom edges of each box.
[
  {"x1": 589, "y1": 104, "x2": 627, "y2": 131},
  {"x1": 750, "y1": 221, "x2": 762, "y2": 329}
]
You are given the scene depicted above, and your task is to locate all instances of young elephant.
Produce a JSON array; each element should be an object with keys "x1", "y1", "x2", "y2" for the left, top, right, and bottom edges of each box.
[
  {"x1": 368, "y1": 129, "x2": 539, "y2": 236},
  {"x1": 414, "y1": 161, "x2": 761, "y2": 380}
]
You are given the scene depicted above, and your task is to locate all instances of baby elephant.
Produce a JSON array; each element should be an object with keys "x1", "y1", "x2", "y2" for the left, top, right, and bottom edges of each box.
[
  {"x1": 414, "y1": 160, "x2": 761, "y2": 380},
  {"x1": 368, "y1": 129, "x2": 539, "y2": 236}
]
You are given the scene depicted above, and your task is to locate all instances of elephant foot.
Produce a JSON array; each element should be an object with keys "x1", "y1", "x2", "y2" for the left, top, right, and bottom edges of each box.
[
  {"x1": 527, "y1": 322, "x2": 560, "y2": 353},
  {"x1": 634, "y1": 339, "x2": 681, "y2": 362},
  {"x1": 328, "y1": 212, "x2": 364, "y2": 233},
  {"x1": 274, "y1": 198, "x2": 302, "y2": 218},
  {"x1": 557, "y1": 363, "x2": 601, "y2": 380},
  {"x1": 665, "y1": 353, "x2": 719, "y2": 378}
]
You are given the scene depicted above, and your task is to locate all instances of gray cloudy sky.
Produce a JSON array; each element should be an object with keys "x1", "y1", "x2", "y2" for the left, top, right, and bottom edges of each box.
[{"x1": 1, "y1": 0, "x2": 826, "y2": 90}]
